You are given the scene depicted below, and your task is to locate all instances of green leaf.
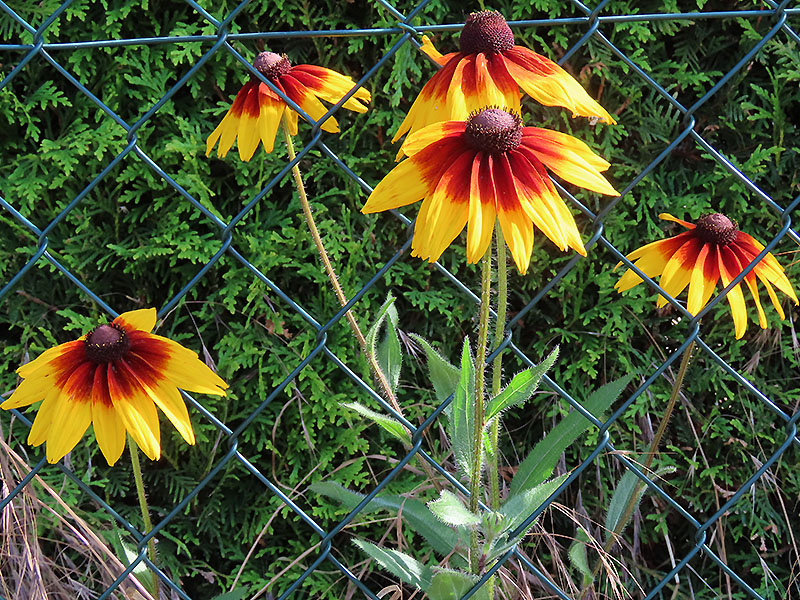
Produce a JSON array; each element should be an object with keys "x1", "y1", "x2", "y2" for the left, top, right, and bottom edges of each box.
[
  {"x1": 311, "y1": 482, "x2": 461, "y2": 557},
  {"x1": 450, "y1": 338, "x2": 475, "y2": 478},
  {"x1": 341, "y1": 401, "x2": 411, "y2": 445},
  {"x1": 485, "y1": 347, "x2": 558, "y2": 422},
  {"x1": 428, "y1": 569, "x2": 491, "y2": 600},
  {"x1": 409, "y1": 334, "x2": 460, "y2": 403},
  {"x1": 112, "y1": 529, "x2": 154, "y2": 595},
  {"x1": 353, "y1": 539, "x2": 433, "y2": 591},
  {"x1": 427, "y1": 490, "x2": 481, "y2": 528},
  {"x1": 366, "y1": 294, "x2": 402, "y2": 395},
  {"x1": 568, "y1": 528, "x2": 594, "y2": 586},
  {"x1": 509, "y1": 375, "x2": 632, "y2": 498},
  {"x1": 604, "y1": 463, "x2": 676, "y2": 540},
  {"x1": 489, "y1": 474, "x2": 567, "y2": 559}
]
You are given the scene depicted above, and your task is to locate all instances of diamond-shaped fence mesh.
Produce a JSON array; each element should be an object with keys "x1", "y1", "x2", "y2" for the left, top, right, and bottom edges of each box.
[{"x1": 1, "y1": 1, "x2": 799, "y2": 599}]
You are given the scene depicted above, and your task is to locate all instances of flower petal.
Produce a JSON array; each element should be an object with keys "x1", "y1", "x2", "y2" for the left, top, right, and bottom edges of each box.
[
  {"x1": 494, "y1": 154, "x2": 534, "y2": 273},
  {"x1": 362, "y1": 158, "x2": 429, "y2": 213},
  {"x1": 411, "y1": 149, "x2": 473, "y2": 262},
  {"x1": 658, "y1": 213, "x2": 695, "y2": 230},
  {"x1": 289, "y1": 64, "x2": 371, "y2": 111},
  {"x1": 502, "y1": 46, "x2": 616, "y2": 124},
  {"x1": 282, "y1": 75, "x2": 339, "y2": 133},
  {"x1": 656, "y1": 238, "x2": 703, "y2": 308},
  {"x1": 206, "y1": 81, "x2": 254, "y2": 158},
  {"x1": 115, "y1": 308, "x2": 157, "y2": 333},
  {"x1": 237, "y1": 83, "x2": 264, "y2": 161},
  {"x1": 519, "y1": 131, "x2": 618, "y2": 196},
  {"x1": 92, "y1": 401, "x2": 127, "y2": 466},
  {"x1": 398, "y1": 121, "x2": 466, "y2": 159},
  {"x1": 392, "y1": 57, "x2": 463, "y2": 143},
  {"x1": 42, "y1": 391, "x2": 92, "y2": 463},
  {"x1": 256, "y1": 87, "x2": 285, "y2": 154},
  {"x1": 27, "y1": 386, "x2": 62, "y2": 446},
  {"x1": 115, "y1": 395, "x2": 161, "y2": 461},
  {"x1": 141, "y1": 380, "x2": 195, "y2": 445},
  {"x1": 466, "y1": 153, "x2": 497, "y2": 264},
  {"x1": 419, "y1": 35, "x2": 453, "y2": 66},
  {"x1": 685, "y1": 243, "x2": 718, "y2": 316},
  {"x1": 718, "y1": 246, "x2": 748, "y2": 338}
]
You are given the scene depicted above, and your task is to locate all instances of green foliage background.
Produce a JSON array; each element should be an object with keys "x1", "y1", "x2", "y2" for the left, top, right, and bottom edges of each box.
[{"x1": 1, "y1": 0, "x2": 799, "y2": 599}]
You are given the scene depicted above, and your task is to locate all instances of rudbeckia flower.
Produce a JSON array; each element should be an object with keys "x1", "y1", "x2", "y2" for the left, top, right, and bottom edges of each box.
[
  {"x1": 206, "y1": 51, "x2": 371, "y2": 161},
  {"x1": 1, "y1": 308, "x2": 228, "y2": 465},
  {"x1": 362, "y1": 107, "x2": 618, "y2": 274},
  {"x1": 615, "y1": 213, "x2": 798, "y2": 339},
  {"x1": 393, "y1": 10, "x2": 615, "y2": 148}
]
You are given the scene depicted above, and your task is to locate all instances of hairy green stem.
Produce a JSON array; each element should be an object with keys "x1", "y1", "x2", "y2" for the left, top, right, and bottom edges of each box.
[
  {"x1": 280, "y1": 117, "x2": 399, "y2": 414},
  {"x1": 488, "y1": 224, "x2": 507, "y2": 511},
  {"x1": 128, "y1": 438, "x2": 159, "y2": 600},
  {"x1": 469, "y1": 242, "x2": 493, "y2": 573}
]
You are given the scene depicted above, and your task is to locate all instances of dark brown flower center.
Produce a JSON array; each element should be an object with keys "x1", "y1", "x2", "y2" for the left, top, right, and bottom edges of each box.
[
  {"x1": 695, "y1": 213, "x2": 738, "y2": 246},
  {"x1": 460, "y1": 10, "x2": 515, "y2": 55},
  {"x1": 84, "y1": 323, "x2": 130, "y2": 363},
  {"x1": 252, "y1": 51, "x2": 291, "y2": 81},
  {"x1": 464, "y1": 108, "x2": 522, "y2": 155}
]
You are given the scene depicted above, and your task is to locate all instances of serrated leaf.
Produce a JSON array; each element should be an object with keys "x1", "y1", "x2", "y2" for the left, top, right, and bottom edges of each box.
[
  {"x1": 353, "y1": 539, "x2": 432, "y2": 591},
  {"x1": 509, "y1": 375, "x2": 632, "y2": 498},
  {"x1": 366, "y1": 294, "x2": 402, "y2": 396},
  {"x1": 485, "y1": 347, "x2": 558, "y2": 422},
  {"x1": 409, "y1": 334, "x2": 460, "y2": 403},
  {"x1": 450, "y1": 338, "x2": 475, "y2": 478},
  {"x1": 428, "y1": 570, "x2": 492, "y2": 600},
  {"x1": 489, "y1": 474, "x2": 567, "y2": 559},
  {"x1": 311, "y1": 482, "x2": 461, "y2": 557},
  {"x1": 427, "y1": 490, "x2": 481, "y2": 528},
  {"x1": 342, "y1": 401, "x2": 411, "y2": 445},
  {"x1": 112, "y1": 530, "x2": 153, "y2": 595}
]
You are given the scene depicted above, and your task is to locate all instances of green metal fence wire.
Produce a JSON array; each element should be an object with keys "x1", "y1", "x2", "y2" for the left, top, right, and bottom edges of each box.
[{"x1": 1, "y1": 1, "x2": 799, "y2": 599}]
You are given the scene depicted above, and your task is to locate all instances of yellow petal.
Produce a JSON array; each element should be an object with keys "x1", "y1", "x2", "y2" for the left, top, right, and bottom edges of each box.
[
  {"x1": 718, "y1": 248, "x2": 748, "y2": 339},
  {"x1": 115, "y1": 394, "x2": 161, "y2": 461},
  {"x1": 520, "y1": 132, "x2": 618, "y2": 196},
  {"x1": 26, "y1": 386, "x2": 62, "y2": 446},
  {"x1": 42, "y1": 394, "x2": 92, "y2": 464},
  {"x1": 92, "y1": 401, "x2": 127, "y2": 466},
  {"x1": 115, "y1": 308, "x2": 157, "y2": 333},
  {"x1": 503, "y1": 47, "x2": 616, "y2": 124},
  {"x1": 398, "y1": 121, "x2": 466, "y2": 159},
  {"x1": 466, "y1": 154, "x2": 497, "y2": 264},
  {"x1": 256, "y1": 95, "x2": 285, "y2": 154},
  {"x1": 685, "y1": 243, "x2": 716, "y2": 316},
  {"x1": 141, "y1": 381, "x2": 195, "y2": 445},
  {"x1": 362, "y1": 158, "x2": 428, "y2": 213}
]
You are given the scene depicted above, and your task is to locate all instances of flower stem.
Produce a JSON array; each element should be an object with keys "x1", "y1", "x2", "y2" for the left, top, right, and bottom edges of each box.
[
  {"x1": 128, "y1": 437, "x2": 159, "y2": 600},
  {"x1": 470, "y1": 241, "x2": 493, "y2": 573},
  {"x1": 279, "y1": 116, "x2": 399, "y2": 414},
  {"x1": 488, "y1": 224, "x2": 507, "y2": 511}
]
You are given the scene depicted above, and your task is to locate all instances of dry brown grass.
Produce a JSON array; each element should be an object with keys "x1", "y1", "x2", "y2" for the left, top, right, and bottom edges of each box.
[{"x1": 0, "y1": 422, "x2": 154, "y2": 600}]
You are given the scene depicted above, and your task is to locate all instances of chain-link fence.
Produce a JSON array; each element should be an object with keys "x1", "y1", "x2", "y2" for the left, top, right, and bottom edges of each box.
[{"x1": 2, "y1": 1, "x2": 800, "y2": 599}]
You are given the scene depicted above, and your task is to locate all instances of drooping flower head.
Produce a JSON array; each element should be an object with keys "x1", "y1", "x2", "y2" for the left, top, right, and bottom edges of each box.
[
  {"x1": 1, "y1": 309, "x2": 228, "y2": 465},
  {"x1": 393, "y1": 10, "x2": 615, "y2": 148},
  {"x1": 206, "y1": 51, "x2": 371, "y2": 161},
  {"x1": 362, "y1": 107, "x2": 618, "y2": 274},
  {"x1": 615, "y1": 213, "x2": 798, "y2": 338}
]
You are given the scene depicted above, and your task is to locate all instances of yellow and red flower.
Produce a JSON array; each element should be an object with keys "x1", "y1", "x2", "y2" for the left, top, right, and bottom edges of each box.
[
  {"x1": 1, "y1": 308, "x2": 228, "y2": 465},
  {"x1": 362, "y1": 108, "x2": 618, "y2": 275},
  {"x1": 615, "y1": 213, "x2": 798, "y2": 338},
  {"x1": 393, "y1": 10, "x2": 615, "y2": 147},
  {"x1": 206, "y1": 51, "x2": 371, "y2": 161}
]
